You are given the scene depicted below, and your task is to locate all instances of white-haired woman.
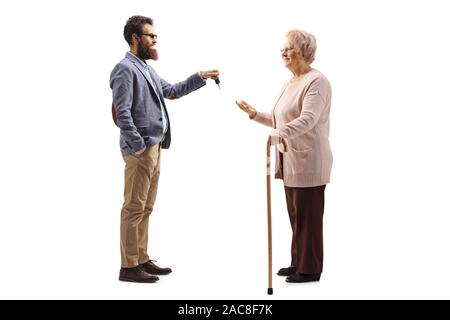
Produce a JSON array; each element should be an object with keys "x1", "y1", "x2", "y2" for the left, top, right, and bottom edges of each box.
[{"x1": 236, "y1": 29, "x2": 332, "y2": 283}]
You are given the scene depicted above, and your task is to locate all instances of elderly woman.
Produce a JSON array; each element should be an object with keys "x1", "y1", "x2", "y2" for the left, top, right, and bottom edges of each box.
[{"x1": 236, "y1": 29, "x2": 332, "y2": 283}]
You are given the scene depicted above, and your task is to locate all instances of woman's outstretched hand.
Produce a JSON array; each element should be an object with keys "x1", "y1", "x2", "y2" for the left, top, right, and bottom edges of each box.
[{"x1": 235, "y1": 100, "x2": 257, "y2": 118}]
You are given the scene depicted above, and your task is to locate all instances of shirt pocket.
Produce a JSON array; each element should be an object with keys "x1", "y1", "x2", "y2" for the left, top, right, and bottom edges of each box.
[{"x1": 286, "y1": 147, "x2": 314, "y2": 175}]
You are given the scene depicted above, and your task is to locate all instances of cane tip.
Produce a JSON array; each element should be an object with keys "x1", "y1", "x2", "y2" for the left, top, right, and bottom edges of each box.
[{"x1": 267, "y1": 288, "x2": 273, "y2": 295}]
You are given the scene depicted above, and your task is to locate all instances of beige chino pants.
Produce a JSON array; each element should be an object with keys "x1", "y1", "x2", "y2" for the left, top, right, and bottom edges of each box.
[{"x1": 120, "y1": 144, "x2": 161, "y2": 268}]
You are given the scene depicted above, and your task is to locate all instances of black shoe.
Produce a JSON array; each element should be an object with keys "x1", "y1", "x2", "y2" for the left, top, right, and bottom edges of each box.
[
  {"x1": 119, "y1": 266, "x2": 159, "y2": 283},
  {"x1": 140, "y1": 260, "x2": 172, "y2": 275},
  {"x1": 277, "y1": 266, "x2": 296, "y2": 276},
  {"x1": 286, "y1": 272, "x2": 321, "y2": 283}
]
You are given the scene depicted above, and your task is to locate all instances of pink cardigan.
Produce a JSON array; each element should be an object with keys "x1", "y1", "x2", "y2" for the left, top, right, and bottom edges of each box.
[{"x1": 252, "y1": 69, "x2": 332, "y2": 187}]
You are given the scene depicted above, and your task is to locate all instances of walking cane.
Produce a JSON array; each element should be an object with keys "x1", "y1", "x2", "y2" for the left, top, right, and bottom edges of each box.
[{"x1": 266, "y1": 135, "x2": 288, "y2": 295}]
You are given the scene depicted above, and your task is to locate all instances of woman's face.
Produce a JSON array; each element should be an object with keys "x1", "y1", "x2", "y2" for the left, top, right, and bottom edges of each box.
[{"x1": 281, "y1": 40, "x2": 302, "y2": 70}]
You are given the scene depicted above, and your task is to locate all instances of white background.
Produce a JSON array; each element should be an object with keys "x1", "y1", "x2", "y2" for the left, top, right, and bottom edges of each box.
[{"x1": 1, "y1": 0, "x2": 450, "y2": 299}]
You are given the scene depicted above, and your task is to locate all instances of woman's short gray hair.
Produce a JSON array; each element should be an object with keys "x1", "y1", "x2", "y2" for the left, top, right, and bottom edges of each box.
[{"x1": 286, "y1": 29, "x2": 317, "y2": 64}]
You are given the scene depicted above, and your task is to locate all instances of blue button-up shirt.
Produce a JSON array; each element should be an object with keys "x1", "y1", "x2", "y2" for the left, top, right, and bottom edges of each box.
[{"x1": 129, "y1": 52, "x2": 168, "y2": 134}]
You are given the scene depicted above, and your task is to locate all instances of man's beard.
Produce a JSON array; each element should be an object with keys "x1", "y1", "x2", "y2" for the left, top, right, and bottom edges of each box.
[{"x1": 137, "y1": 42, "x2": 159, "y2": 61}]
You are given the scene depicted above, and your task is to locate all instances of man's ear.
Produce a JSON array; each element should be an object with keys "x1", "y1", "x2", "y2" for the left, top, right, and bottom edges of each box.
[{"x1": 131, "y1": 33, "x2": 139, "y2": 45}]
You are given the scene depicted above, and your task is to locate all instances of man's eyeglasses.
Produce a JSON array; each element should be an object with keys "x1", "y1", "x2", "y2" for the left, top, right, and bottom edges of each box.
[
  {"x1": 140, "y1": 33, "x2": 158, "y2": 40},
  {"x1": 280, "y1": 47, "x2": 295, "y2": 53}
]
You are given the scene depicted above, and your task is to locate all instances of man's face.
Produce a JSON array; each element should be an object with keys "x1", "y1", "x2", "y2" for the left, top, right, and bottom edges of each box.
[{"x1": 136, "y1": 23, "x2": 158, "y2": 60}]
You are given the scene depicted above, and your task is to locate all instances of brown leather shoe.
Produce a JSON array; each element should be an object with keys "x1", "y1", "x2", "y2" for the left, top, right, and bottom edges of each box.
[
  {"x1": 119, "y1": 266, "x2": 159, "y2": 283},
  {"x1": 277, "y1": 266, "x2": 296, "y2": 276},
  {"x1": 140, "y1": 260, "x2": 172, "y2": 275},
  {"x1": 286, "y1": 272, "x2": 321, "y2": 283}
]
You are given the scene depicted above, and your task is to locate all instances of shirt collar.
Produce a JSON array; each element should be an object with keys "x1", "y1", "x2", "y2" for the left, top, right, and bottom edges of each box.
[{"x1": 128, "y1": 51, "x2": 149, "y2": 69}]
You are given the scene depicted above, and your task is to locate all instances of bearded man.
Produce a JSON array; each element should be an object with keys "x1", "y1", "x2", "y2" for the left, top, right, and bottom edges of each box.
[{"x1": 110, "y1": 15, "x2": 219, "y2": 283}]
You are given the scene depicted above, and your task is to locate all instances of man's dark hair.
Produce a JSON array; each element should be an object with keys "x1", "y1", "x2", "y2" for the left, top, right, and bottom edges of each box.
[{"x1": 123, "y1": 15, "x2": 153, "y2": 45}]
